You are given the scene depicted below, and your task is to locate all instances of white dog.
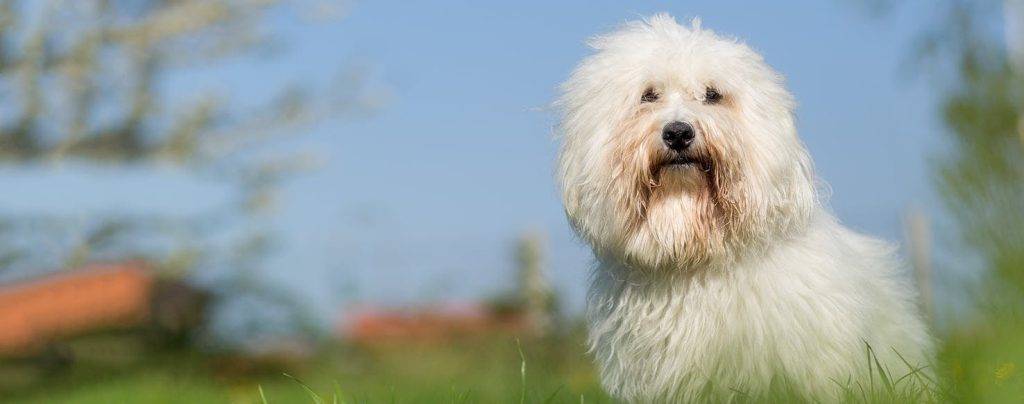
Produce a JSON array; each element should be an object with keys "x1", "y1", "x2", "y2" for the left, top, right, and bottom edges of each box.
[{"x1": 556, "y1": 14, "x2": 932, "y2": 402}]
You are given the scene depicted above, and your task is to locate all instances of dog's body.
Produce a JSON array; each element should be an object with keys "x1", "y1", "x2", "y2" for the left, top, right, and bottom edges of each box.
[
  {"x1": 587, "y1": 213, "x2": 931, "y2": 401},
  {"x1": 557, "y1": 15, "x2": 932, "y2": 402}
]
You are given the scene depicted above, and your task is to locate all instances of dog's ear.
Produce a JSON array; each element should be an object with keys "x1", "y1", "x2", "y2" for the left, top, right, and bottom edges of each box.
[
  {"x1": 561, "y1": 184, "x2": 582, "y2": 230},
  {"x1": 559, "y1": 161, "x2": 597, "y2": 242}
]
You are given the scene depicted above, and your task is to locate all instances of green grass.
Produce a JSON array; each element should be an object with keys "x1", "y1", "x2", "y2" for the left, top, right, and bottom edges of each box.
[
  {"x1": 935, "y1": 316, "x2": 1024, "y2": 403},
  {"x1": 4, "y1": 326, "x2": 1024, "y2": 403},
  {"x1": 3, "y1": 335, "x2": 608, "y2": 404}
]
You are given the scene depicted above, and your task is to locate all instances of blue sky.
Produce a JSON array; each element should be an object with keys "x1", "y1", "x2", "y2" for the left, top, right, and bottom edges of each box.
[{"x1": 0, "y1": 0, "x2": 952, "y2": 321}]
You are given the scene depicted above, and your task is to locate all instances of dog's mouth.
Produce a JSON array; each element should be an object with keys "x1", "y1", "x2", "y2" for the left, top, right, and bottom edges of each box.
[{"x1": 658, "y1": 155, "x2": 713, "y2": 174}]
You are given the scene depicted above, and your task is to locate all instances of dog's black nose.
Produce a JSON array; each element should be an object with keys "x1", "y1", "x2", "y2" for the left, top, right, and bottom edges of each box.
[{"x1": 662, "y1": 121, "x2": 695, "y2": 151}]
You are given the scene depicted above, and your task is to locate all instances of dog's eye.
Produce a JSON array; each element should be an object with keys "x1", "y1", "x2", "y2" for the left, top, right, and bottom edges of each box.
[
  {"x1": 641, "y1": 88, "x2": 659, "y2": 103},
  {"x1": 704, "y1": 87, "x2": 723, "y2": 104}
]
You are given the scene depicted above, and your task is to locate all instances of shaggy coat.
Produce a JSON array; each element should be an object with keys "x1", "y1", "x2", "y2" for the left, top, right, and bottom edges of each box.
[{"x1": 557, "y1": 14, "x2": 932, "y2": 402}]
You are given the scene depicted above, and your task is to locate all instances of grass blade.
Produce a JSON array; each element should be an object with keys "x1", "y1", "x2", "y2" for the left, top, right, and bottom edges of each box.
[
  {"x1": 517, "y1": 338, "x2": 527, "y2": 404},
  {"x1": 332, "y1": 381, "x2": 347, "y2": 404},
  {"x1": 542, "y1": 385, "x2": 565, "y2": 404},
  {"x1": 258, "y1": 385, "x2": 269, "y2": 404},
  {"x1": 283, "y1": 373, "x2": 324, "y2": 404}
]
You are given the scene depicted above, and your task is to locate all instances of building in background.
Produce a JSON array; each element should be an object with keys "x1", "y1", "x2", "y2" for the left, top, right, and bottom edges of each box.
[
  {"x1": 335, "y1": 232, "x2": 559, "y2": 344},
  {"x1": 338, "y1": 302, "x2": 529, "y2": 345},
  {"x1": 0, "y1": 261, "x2": 209, "y2": 356}
]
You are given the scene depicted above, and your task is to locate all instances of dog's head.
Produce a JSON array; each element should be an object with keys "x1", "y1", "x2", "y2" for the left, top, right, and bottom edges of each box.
[{"x1": 558, "y1": 14, "x2": 818, "y2": 270}]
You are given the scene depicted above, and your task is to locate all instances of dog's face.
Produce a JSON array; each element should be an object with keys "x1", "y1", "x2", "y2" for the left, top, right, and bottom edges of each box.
[{"x1": 558, "y1": 15, "x2": 818, "y2": 270}]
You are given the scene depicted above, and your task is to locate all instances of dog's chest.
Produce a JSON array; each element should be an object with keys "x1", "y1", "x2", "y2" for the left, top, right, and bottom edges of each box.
[{"x1": 587, "y1": 263, "x2": 867, "y2": 399}]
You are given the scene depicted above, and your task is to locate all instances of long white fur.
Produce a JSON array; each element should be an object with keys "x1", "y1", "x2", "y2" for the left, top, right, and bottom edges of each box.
[{"x1": 556, "y1": 14, "x2": 932, "y2": 402}]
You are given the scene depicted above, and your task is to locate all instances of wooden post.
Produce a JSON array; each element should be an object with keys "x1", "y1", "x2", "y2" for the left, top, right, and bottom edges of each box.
[{"x1": 903, "y1": 207, "x2": 934, "y2": 325}]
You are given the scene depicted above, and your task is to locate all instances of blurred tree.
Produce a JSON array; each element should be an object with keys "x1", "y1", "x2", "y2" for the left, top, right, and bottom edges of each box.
[
  {"x1": 864, "y1": 0, "x2": 1024, "y2": 313},
  {"x1": 920, "y1": 0, "x2": 1024, "y2": 313},
  {"x1": 867, "y1": 0, "x2": 1024, "y2": 400},
  {"x1": 0, "y1": 0, "x2": 372, "y2": 344}
]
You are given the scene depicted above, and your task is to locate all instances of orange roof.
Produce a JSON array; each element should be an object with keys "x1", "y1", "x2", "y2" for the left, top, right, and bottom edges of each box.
[
  {"x1": 0, "y1": 262, "x2": 154, "y2": 353},
  {"x1": 338, "y1": 303, "x2": 527, "y2": 344}
]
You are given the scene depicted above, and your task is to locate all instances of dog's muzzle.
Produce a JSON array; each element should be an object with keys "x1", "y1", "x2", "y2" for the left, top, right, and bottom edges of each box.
[{"x1": 659, "y1": 121, "x2": 712, "y2": 173}]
